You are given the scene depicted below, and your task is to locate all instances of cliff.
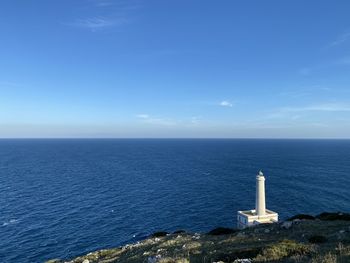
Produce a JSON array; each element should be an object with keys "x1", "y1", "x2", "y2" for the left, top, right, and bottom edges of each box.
[{"x1": 47, "y1": 212, "x2": 350, "y2": 263}]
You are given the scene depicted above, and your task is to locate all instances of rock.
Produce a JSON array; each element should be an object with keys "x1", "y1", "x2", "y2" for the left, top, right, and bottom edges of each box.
[
  {"x1": 192, "y1": 233, "x2": 201, "y2": 239},
  {"x1": 281, "y1": 221, "x2": 293, "y2": 229},
  {"x1": 264, "y1": 228, "x2": 270, "y2": 233},
  {"x1": 82, "y1": 260, "x2": 89, "y2": 263},
  {"x1": 148, "y1": 255, "x2": 162, "y2": 263},
  {"x1": 157, "y1": 248, "x2": 165, "y2": 253}
]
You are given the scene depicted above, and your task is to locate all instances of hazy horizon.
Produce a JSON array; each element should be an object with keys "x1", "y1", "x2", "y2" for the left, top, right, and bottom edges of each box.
[{"x1": 1, "y1": 137, "x2": 350, "y2": 140}]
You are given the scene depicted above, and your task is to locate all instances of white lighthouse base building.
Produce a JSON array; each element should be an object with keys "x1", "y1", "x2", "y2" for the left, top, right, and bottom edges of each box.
[
  {"x1": 237, "y1": 209, "x2": 278, "y2": 229},
  {"x1": 237, "y1": 171, "x2": 278, "y2": 229}
]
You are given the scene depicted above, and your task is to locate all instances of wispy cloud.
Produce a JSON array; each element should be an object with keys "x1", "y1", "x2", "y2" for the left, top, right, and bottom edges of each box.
[
  {"x1": 92, "y1": 0, "x2": 141, "y2": 9},
  {"x1": 282, "y1": 103, "x2": 350, "y2": 112},
  {"x1": 68, "y1": 16, "x2": 127, "y2": 31},
  {"x1": 136, "y1": 114, "x2": 177, "y2": 126},
  {"x1": 278, "y1": 85, "x2": 331, "y2": 98},
  {"x1": 190, "y1": 116, "x2": 201, "y2": 125},
  {"x1": 336, "y1": 56, "x2": 350, "y2": 65},
  {"x1": 136, "y1": 114, "x2": 150, "y2": 119},
  {"x1": 266, "y1": 103, "x2": 350, "y2": 120},
  {"x1": 94, "y1": 0, "x2": 114, "y2": 7},
  {"x1": 135, "y1": 114, "x2": 203, "y2": 127},
  {"x1": 219, "y1": 100, "x2": 233, "y2": 107},
  {"x1": 328, "y1": 32, "x2": 350, "y2": 47},
  {"x1": 298, "y1": 56, "x2": 350, "y2": 76},
  {"x1": 299, "y1": 67, "x2": 312, "y2": 76},
  {"x1": 0, "y1": 81, "x2": 21, "y2": 87},
  {"x1": 65, "y1": 0, "x2": 141, "y2": 31}
]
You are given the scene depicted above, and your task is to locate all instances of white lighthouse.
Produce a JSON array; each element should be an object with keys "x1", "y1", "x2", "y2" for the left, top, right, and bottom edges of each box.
[
  {"x1": 237, "y1": 171, "x2": 278, "y2": 229},
  {"x1": 256, "y1": 171, "x2": 266, "y2": 216}
]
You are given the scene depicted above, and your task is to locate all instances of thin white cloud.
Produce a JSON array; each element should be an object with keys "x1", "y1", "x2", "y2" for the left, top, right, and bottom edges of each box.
[
  {"x1": 282, "y1": 103, "x2": 350, "y2": 112},
  {"x1": 190, "y1": 116, "x2": 201, "y2": 125},
  {"x1": 92, "y1": 0, "x2": 141, "y2": 9},
  {"x1": 299, "y1": 67, "x2": 312, "y2": 76},
  {"x1": 94, "y1": 0, "x2": 114, "y2": 7},
  {"x1": 135, "y1": 114, "x2": 202, "y2": 127},
  {"x1": 298, "y1": 56, "x2": 350, "y2": 75},
  {"x1": 136, "y1": 114, "x2": 177, "y2": 126},
  {"x1": 329, "y1": 32, "x2": 350, "y2": 47},
  {"x1": 68, "y1": 16, "x2": 127, "y2": 31},
  {"x1": 0, "y1": 81, "x2": 21, "y2": 87},
  {"x1": 136, "y1": 114, "x2": 150, "y2": 119},
  {"x1": 220, "y1": 100, "x2": 233, "y2": 107},
  {"x1": 266, "y1": 103, "x2": 350, "y2": 120},
  {"x1": 336, "y1": 57, "x2": 350, "y2": 65},
  {"x1": 65, "y1": 0, "x2": 141, "y2": 31},
  {"x1": 291, "y1": 115, "x2": 301, "y2": 120}
]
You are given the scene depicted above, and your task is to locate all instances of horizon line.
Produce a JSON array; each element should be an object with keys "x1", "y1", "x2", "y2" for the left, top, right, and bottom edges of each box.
[{"x1": 0, "y1": 137, "x2": 350, "y2": 140}]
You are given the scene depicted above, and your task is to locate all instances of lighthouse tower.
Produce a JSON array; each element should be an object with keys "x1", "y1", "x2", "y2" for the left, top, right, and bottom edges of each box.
[
  {"x1": 256, "y1": 171, "x2": 266, "y2": 216},
  {"x1": 237, "y1": 171, "x2": 278, "y2": 229}
]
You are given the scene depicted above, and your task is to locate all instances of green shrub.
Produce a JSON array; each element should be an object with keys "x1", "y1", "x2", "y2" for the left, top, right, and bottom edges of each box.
[
  {"x1": 207, "y1": 227, "x2": 237, "y2": 235},
  {"x1": 316, "y1": 212, "x2": 350, "y2": 221},
  {"x1": 287, "y1": 214, "x2": 315, "y2": 221},
  {"x1": 173, "y1": 230, "x2": 186, "y2": 234},
  {"x1": 151, "y1": 231, "x2": 169, "y2": 237}
]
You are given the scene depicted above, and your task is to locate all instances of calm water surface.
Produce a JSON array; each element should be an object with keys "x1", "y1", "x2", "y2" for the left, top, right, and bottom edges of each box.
[{"x1": 0, "y1": 139, "x2": 349, "y2": 262}]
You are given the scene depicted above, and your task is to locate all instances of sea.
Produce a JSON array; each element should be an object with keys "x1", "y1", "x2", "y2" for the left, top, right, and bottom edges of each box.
[{"x1": 0, "y1": 139, "x2": 350, "y2": 262}]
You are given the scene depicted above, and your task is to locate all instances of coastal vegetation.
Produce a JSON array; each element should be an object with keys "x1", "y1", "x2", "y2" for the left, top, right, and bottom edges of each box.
[{"x1": 47, "y1": 212, "x2": 350, "y2": 263}]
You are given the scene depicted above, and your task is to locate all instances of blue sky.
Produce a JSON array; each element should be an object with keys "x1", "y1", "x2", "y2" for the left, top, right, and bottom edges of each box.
[{"x1": 1, "y1": 0, "x2": 350, "y2": 138}]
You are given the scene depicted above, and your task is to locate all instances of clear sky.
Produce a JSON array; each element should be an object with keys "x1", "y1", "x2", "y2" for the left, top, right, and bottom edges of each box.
[{"x1": 1, "y1": 0, "x2": 350, "y2": 138}]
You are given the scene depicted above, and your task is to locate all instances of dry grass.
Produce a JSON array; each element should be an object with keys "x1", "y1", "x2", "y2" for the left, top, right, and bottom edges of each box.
[
  {"x1": 310, "y1": 253, "x2": 337, "y2": 263},
  {"x1": 254, "y1": 239, "x2": 312, "y2": 262}
]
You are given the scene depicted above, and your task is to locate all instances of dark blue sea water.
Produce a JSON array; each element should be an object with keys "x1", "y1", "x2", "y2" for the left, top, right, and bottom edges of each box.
[{"x1": 1, "y1": 139, "x2": 350, "y2": 262}]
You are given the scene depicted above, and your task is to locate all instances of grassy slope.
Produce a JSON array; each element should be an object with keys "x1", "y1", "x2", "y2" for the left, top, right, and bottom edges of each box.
[{"x1": 47, "y1": 219, "x2": 350, "y2": 263}]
